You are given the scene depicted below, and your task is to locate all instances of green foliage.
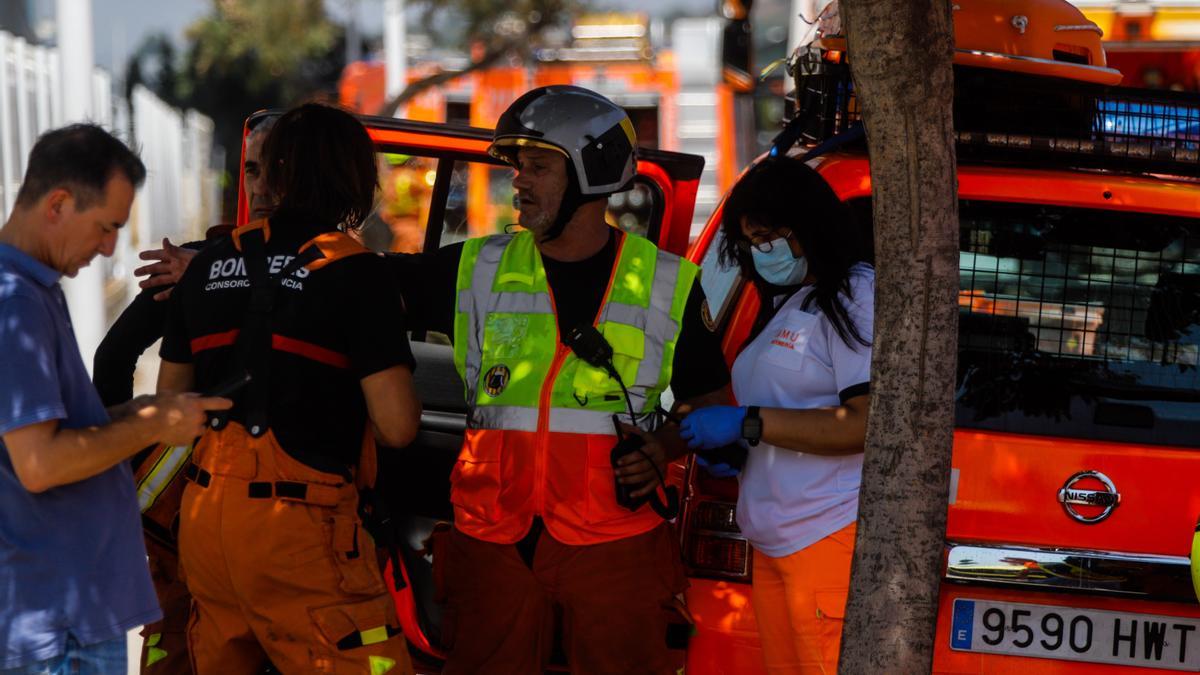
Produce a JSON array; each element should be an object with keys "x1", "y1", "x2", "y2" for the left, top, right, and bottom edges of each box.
[
  {"x1": 128, "y1": 0, "x2": 350, "y2": 219},
  {"x1": 125, "y1": 35, "x2": 181, "y2": 109},
  {"x1": 182, "y1": 0, "x2": 340, "y2": 104},
  {"x1": 129, "y1": 0, "x2": 589, "y2": 216}
]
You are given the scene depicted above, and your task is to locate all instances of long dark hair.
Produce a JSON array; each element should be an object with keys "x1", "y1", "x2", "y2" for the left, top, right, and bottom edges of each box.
[
  {"x1": 261, "y1": 103, "x2": 377, "y2": 232},
  {"x1": 719, "y1": 156, "x2": 870, "y2": 348}
]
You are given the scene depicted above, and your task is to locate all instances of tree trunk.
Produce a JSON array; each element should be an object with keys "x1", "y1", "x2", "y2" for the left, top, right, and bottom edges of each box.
[{"x1": 836, "y1": 1, "x2": 959, "y2": 672}]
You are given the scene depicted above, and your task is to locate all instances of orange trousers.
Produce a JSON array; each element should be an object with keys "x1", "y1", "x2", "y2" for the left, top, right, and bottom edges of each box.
[
  {"x1": 178, "y1": 423, "x2": 413, "y2": 675},
  {"x1": 133, "y1": 441, "x2": 194, "y2": 674},
  {"x1": 140, "y1": 539, "x2": 192, "y2": 674},
  {"x1": 751, "y1": 521, "x2": 857, "y2": 675}
]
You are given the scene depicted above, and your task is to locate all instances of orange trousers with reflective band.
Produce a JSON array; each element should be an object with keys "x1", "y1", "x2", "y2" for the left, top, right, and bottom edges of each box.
[
  {"x1": 751, "y1": 521, "x2": 857, "y2": 675},
  {"x1": 140, "y1": 538, "x2": 192, "y2": 674},
  {"x1": 133, "y1": 441, "x2": 194, "y2": 674},
  {"x1": 178, "y1": 423, "x2": 413, "y2": 675}
]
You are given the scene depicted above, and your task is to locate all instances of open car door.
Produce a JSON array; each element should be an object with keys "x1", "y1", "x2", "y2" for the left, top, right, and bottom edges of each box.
[{"x1": 237, "y1": 111, "x2": 704, "y2": 669}]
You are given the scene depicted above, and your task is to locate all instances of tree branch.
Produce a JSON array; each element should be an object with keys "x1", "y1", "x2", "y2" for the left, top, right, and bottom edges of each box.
[
  {"x1": 375, "y1": 40, "x2": 518, "y2": 118},
  {"x1": 374, "y1": 7, "x2": 560, "y2": 119}
]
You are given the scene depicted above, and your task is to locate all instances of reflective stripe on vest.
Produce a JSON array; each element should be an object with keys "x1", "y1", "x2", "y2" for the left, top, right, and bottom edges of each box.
[
  {"x1": 469, "y1": 405, "x2": 629, "y2": 435},
  {"x1": 136, "y1": 443, "x2": 194, "y2": 513},
  {"x1": 454, "y1": 231, "x2": 695, "y2": 424},
  {"x1": 450, "y1": 230, "x2": 698, "y2": 545},
  {"x1": 144, "y1": 633, "x2": 168, "y2": 667}
]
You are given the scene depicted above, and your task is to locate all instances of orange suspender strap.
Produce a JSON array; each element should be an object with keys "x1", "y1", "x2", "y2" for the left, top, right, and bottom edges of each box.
[
  {"x1": 299, "y1": 230, "x2": 371, "y2": 270},
  {"x1": 231, "y1": 218, "x2": 271, "y2": 250},
  {"x1": 231, "y1": 219, "x2": 371, "y2": 268}
]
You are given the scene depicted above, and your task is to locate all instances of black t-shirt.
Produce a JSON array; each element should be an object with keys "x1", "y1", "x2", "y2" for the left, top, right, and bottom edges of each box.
[
  {"x1": 94, "y1": 240, "x2": 209, "y2": 408},
  {"x1": 160, "y1": 218, "x2": 416, "y2": 475},
  {"x1": 94, "y1": 287, "x2": 170, "y2": 408},
  {"x1": 390, "y1": 230, "x2": 729, "y2": 402}
]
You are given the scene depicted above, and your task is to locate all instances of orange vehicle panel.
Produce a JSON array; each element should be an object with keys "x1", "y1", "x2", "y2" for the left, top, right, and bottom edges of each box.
[
  {"x1": 932, "y1": 586, "x2": 1200, "y2": 674},
  {"x1": 952, "y1": 51, "x2": 1122, "y2": 85},
  {"x1": 815, "y1": 155, "x2": 1200, "y2": 217},
  {"x1": 718, "y1": 284, "x2": 757, "y2": 370},
  {"x1": 819, "y1": 0, "x2": 1123, "y2": 85},
  {"x1": 950, "y1": 0, "x2": 1115, "y2": 73},
  {"x1": 715, "y1": 85, "x2": 739, "y2": 196},
  {"x1": 685, "y1": 579, "x2": 768, "y2": 675},
  {"x1": 237, "y1": 119, "x2": 252, "y2": 226},
  {"x1": 383, "y1": 560, "x2": 446, "y2": 661},
  {"x1": 366, "y1": 128, "x2": 492, "y2": 156},
  {"x1": 531, "y1": 63, "x2": 677, "y2": 93},
  {"x1": 637, "y1": 159, "x2": 697, "y2": 255},
  {"x1": 948, "y1": 430, "x2": 1200, "y2": 556}
]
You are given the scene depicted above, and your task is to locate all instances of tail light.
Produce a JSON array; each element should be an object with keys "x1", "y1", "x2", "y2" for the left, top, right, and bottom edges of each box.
[
  {"x1": 686, "y1": 466, "x2": 748, "y2": 581},
  {"x1": 692, "y1": 499, "x2": 739, "y2": 531}
]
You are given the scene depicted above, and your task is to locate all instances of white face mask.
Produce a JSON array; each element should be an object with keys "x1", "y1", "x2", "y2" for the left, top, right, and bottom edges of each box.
[{"x1": 751, "y1": 237, "x2": 808, "y2": 286}]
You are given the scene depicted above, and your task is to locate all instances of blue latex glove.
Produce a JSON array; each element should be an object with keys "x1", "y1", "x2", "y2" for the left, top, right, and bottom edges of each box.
[
  {"x1": 679, "y1": 406, "x2": 747, "y2": 450},
  {"x1": 695, "y1": 454, "x2": 740, "y2": 478}
]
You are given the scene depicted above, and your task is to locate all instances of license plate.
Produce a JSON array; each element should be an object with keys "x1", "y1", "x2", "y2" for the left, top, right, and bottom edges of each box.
[{"x1": 950, "y1": 598, "x2": 1200, "y2": 671}]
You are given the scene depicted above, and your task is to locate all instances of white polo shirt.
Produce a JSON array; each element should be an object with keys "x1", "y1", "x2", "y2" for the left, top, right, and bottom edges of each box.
[{"x1": 732, "y1": 263, "x2": 874, "y2": 558}]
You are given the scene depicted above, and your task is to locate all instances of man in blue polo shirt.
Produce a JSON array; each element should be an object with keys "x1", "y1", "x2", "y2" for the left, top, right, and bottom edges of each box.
[{"x1": 0, "y1": 124, "x2": 232, "y2": 674}]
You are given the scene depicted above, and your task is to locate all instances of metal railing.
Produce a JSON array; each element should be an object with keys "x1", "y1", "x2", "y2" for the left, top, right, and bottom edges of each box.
[{"x1": 0, "y1": 29, "x2": 220, "y2": 333}]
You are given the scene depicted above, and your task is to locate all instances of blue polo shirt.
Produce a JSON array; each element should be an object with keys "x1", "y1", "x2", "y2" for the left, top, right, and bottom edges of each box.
[{"x1": 0, "y1": 244, "x2": 160, "y2": 669}]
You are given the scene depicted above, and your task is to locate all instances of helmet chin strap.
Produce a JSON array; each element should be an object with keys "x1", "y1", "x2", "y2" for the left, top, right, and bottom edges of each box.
[{"x1": 537, "y1": 162, "x2": 606, "y2": 244}]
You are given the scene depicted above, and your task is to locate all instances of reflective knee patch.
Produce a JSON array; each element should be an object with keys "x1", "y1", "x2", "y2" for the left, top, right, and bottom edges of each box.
[{"x1": 144, "y1": 633, "x2": 169, "y2": 667}]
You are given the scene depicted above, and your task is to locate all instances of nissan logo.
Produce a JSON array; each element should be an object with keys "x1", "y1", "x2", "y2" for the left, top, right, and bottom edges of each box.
[{"x1": 1057, "y1": 470, "x2": 1120, "y2": 524}]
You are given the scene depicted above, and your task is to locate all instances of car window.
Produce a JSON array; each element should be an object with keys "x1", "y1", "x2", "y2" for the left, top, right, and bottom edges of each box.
[
  {"x1": 955, "y1": 200, "x2": 1200, "y2": 446},
  {"x1": 698, "y1": 227, "x2": 743, "y2": 329},
  {"x1": 361, "y1": 153, "x2": 665, "y2": 253},
  {"x1": 358, "y1": 153, "x2": 441, "y2": 253},
  {"x1": 607, "y1": 182, "x2": 658, "y2": 238}
]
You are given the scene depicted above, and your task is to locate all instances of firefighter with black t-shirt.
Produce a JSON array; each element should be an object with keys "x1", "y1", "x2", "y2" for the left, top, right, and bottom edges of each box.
[
  {"x1": 156, "y1": 104, "x2": 421, "y2": 674},
  {"x1": 391, "y1": 86, "x2": 732, "y2": 674},
  {"x1": 95, "y1": 113, "x2": 278, "y2": 675}
]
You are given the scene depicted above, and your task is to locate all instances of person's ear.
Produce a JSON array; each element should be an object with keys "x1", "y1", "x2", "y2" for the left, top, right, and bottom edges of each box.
[{"x1": 44, "y1": 188, "x2": 71, "y2": 223}]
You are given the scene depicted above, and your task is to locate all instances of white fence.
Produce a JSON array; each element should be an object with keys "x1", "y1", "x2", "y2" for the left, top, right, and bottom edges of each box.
[
  {"x1": 0, "y1": 29, "x2": 221, "y2": 347},
  {"x1": 132, "y1": 86, "x2": 222, "y2": 250}
]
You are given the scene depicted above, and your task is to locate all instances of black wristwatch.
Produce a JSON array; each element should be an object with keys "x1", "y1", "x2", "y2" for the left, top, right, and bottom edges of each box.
[{"x1": 741, "y1": 406, "x2": 762, "y2": 447}]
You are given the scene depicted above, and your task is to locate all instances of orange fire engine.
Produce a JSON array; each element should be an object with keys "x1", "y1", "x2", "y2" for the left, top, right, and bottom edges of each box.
[{"x1": 1076, "y1": 0, "x2": 1200, "y2": 91}]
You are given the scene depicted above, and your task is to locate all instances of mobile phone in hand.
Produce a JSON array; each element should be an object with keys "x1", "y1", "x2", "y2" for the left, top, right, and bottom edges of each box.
[{"x1": 204, "y1": 372, "x2": 251, "y2": 398}]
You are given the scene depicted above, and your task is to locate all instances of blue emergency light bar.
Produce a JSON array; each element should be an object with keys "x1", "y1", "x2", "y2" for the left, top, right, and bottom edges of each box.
[{"x1": 1097, "y1": 100, "x2": 1200, "y2": 144}]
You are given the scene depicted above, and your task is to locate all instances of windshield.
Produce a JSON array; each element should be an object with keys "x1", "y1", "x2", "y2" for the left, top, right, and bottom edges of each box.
[{"x1": 955, "y1": 200, "x2": 1200, "y2": 446}]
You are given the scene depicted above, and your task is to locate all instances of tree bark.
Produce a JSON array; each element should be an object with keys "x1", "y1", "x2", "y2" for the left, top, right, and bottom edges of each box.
[{"x1": 836, "y1": 1, "x2": 959, "y2": 672}]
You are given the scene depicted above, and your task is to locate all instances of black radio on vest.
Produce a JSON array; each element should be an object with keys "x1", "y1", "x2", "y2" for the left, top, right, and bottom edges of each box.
[
  {"x1": 563, "y1": 325, "x2": 617, "y2": 376},
  {"x1": 562, "y1": 325, "x2": 678, "y2": 519}
]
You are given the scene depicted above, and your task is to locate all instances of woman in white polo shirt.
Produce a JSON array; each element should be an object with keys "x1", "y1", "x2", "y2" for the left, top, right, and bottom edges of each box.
[{"x1": 681, "y1": 156, "x2": 873, "y2": 675}]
